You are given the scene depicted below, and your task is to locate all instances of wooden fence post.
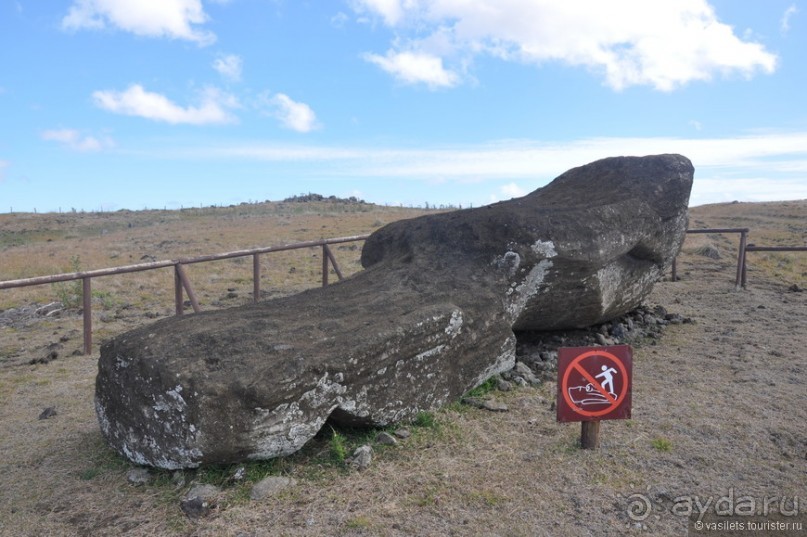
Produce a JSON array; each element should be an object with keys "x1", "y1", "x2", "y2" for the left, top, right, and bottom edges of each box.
[
  {"x1": 322, "y1": 245, "x2": 329, "y2": 287},
  {"x1": 175, "y1": 264, "x2": 201, "y2": 313},
  {"x1": 253, "y1": 254, "x2": 261, "y2": 303},
  {"x1": 735, "y1": 230, "x2": 747, "y2": 289},
  {"x1": 83, "y1": 277, "x2": 92, "y2": 355},
  {"x1": 174, "y1": 265, "x2": 184, "y2": 315}
]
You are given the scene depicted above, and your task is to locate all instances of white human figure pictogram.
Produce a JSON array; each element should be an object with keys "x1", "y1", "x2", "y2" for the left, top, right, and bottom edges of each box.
[{"x1": 595, "y1": 364, "x2": 617, "y2": 395}]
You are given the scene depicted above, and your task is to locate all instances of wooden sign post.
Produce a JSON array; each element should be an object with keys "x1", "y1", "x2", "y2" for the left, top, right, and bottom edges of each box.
[{"x1": 556, "y1": 345, "x2": 633, "y2": 449}]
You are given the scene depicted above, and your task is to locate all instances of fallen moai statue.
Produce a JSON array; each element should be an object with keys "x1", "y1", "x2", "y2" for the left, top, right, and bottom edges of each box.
[{"x1": 96, "y1": 154, "x2": 693, "y2": 468}]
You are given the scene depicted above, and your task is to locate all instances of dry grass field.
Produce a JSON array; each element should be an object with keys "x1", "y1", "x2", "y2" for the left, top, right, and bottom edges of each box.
[{"x1": 0, "y1": 197, "x2": 805, "y2": 536}]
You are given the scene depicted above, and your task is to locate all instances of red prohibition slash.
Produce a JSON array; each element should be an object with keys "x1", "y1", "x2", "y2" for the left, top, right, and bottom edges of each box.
[{"x1": 561, "y1": 350, "x2": 629, "y2": 419}]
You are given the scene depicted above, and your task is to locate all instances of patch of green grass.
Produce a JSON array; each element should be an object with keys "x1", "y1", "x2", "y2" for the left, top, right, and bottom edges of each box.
[
  {"x1": 466, "y1": 489, "x2": 508, "y2": 507},
  {"x1": 412, "y1": 411, "x2": 437, "y2": 428},
  {"x1": 79, "y1": 467, "x2": 103, "y2": 481},
  {"x1": 329, "y1": 428, "x2": 348, "y2": 465},
  {"x1": 344, "y1": 516, "x2": 373, "y2": 530},
  {"x1": 651, "y1": 437, "x2": 673, "y2": 452},
  {"x1": 92, "y1": 289, "x2": 118, "y2": 309},
  {"x1": 463, "y1": 376, "x2": 498, "y2": 398},
  {"x1": 77, "y1": 441, "x2": 131, "y2": 481}
]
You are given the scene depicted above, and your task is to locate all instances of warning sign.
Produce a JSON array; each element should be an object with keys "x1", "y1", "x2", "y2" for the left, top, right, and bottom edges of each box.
[{"x1": 556, "y1": 345, "x2": 632, "y2": 422}]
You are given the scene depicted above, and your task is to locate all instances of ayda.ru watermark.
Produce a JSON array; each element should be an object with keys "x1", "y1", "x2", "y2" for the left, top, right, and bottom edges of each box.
[{"x1": 623, "y1": 488, "x2": 802, "y2": 523}]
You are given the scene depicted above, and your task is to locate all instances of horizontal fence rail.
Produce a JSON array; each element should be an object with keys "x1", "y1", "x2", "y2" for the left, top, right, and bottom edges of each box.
[
  {"x1": 672, "y1": 228, "x2": 805, "y2": 290},
  {"x1": 0, "y1": 235, "x2": 369, "y2": 355},
  {"x1": 742, "y1": 244, "x2": 807, "y2": 289},
  {"x1": 3, "y1": 229, "x2": 804, "y2": 356}
]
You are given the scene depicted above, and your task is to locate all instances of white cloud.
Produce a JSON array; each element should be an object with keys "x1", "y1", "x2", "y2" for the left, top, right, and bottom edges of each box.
[
  {"x1": 351, "y1": 0, "x2": 777, "y2": 91},
  {"x1": 92, "y1": 84, "x2": 238, "y2": 125},
  {"x1": 351, "y1": 0, "x2": 406, "y2": 25},
  {"x1": 41, "y1": 128, "x2": 113, "y2": 152},
  {"x1": 212, "y1": 54, "x2": 243, "y2": 81},
  {"x1": 62, "y1": 0, "x2": 215, "y2": 45},
  {"x1": 363, "y1": 50, "x2": 459, "y2": 88},
  {"x1": 331, "y1": 11, "x2": 349, "y2": 28},
  {"x1": 689, "y1": 177, "x2": 807, "y2": 206},
  {"x1": 0, "y1": 160, "x2": 8, "y2": 181},
  {"x1": 263, "y1": 93, "x2": 320, "y2": 133},
  {"x1": 500, "y1": 182, "x2": 526, "y2": 198},
  {"x1": 689, "y1": 120, "x2": 703, "y2": 131},
  {"x1": 781, "y1": 4, "x2": 798, "y2": 34},
  {"x1": 139, "y1": 130, "x2": 807, "y2": 206}
]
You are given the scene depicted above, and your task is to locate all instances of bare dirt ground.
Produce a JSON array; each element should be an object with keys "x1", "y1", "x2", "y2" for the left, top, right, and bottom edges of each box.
[{"x1": 0, "y1": 199, "x2": 805, "y2": 537}]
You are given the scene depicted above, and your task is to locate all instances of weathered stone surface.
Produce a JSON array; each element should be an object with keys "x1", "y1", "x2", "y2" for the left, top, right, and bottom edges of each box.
[
  {"x1": 347, "y1": 445, "x2": 373, "y2": 471},
  {"x1": 250, "y1": 476, "x2": 296, "y2": 501},
  {"x1": 375, "y1": 432, "x2": 399, "y2": 446},
  {"x1": 461, "y1": 397, "x2": 510, "y2": 412},
  {"x1": 95, "y1": 154, "x2": 692, "y2": 469},
  {"x1": 126, "y1": 468, "x2": 152, "y2": 486},
  {"x1": 361, "y1": 154, "x2": 693, "y2": 330},
  {"x1": 180, "y1": 484, "x2": 220, "y2": 519}
]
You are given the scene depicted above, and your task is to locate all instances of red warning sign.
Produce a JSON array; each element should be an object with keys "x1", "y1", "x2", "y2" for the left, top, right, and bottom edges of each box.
[{"x1": 556, "y1": 345, "x2": 632, "y2": 422}]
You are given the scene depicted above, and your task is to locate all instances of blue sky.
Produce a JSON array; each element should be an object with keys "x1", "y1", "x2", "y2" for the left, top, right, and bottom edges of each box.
[{"x1": 1, "y1": 0, "x2": 806, "y2": 212}]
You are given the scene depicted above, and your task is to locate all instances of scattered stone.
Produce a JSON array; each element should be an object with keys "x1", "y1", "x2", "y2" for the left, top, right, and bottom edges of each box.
[
  {"x1": 611, "y1": 323, "x2": 627, "y2": 340},
  {"x1": 513, "y1": 362, "x2": 541, "y2": 385},
  {"x1": 229, "y1": 466, "x2": 246, "y2": 483},
  {"x1": 250, "y1": 476, "x2": 296, "y2": 501},
  {"x1": 126, "y1": 468, "x2": 152, "y2": 486},
  {"x1": 595, "y1": 333, "x2": 612, "y2": 346},
  {"x1": 788, "y1": 284, "x2": 803, "y2": 293},
  {"x1": 694, "y1": 244, "x2": 721, "y2": 259},
  {"x1": 36, "y1": 302, "x2": 63, "y2": 316},
  {"x1": 172, "y1": 471, "x2": 186, "y2": 489},
  {"x1": 38, "y1": 407, "x2": 57, "y2": 420},
  {"x1": 347, "y1": 445, "x2": 373, "y2": 471},
  {"x1": 393, "y1": 428, "x2": 411, "y2": 440},
  {"x1": 511, "y1": 376, "x2": 528, "y2": 387},
  {"x1": 99, "y1": 314, "x2": 114, "y2": 323},
  {"x1": 461, "y1": 397, "x2": 509, "y2": 412},
  {"x1": 665, "y1": 313, "x2": 685, "y2": 324},
  {"x1": 180, "y1": 484, "x2": 220, "y2": 519},
  {"x1": 226, "y1": 292, "x2": 238, "y2": 299},
  {"x1": 497, "y1": 378, "x2": 513, "y2": 392},
  {"x1": 375, "y1": 432, "x2": 398, "y2": 446},
  {"x1": 31, "y1": 344, "x2": 60, "y2": 365}
]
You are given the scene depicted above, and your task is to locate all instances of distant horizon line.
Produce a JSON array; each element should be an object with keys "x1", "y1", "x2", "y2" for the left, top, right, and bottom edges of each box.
[{"x1": 3, "y1": 196, "x2": 805, "y2": 216}]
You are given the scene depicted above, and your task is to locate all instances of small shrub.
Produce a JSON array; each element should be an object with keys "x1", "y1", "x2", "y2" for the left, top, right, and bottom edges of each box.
[
  {"x1": 329, "y1": 428, "x2": 348, "y2": 464},
  {"x1": 52, "y1": 255, "x2": 83, "y2": 309},
  {"x1": 651, "y1": 437, "x2": 673, "y2": 452}
]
